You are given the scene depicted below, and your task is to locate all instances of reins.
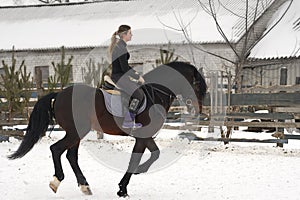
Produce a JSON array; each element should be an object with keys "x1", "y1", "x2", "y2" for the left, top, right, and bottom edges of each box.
[
  {"x1": 140, "y1": 84, "x2": 176, "y2": 121},
  {"x1": 142, "y1": 84, "x2": 175, "y2": 106}
]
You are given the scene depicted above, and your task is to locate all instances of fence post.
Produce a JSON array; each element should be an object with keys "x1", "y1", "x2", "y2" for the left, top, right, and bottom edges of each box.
[
  {"x1": 208, "y1": 71, "x2": 226, "y2": 133},
  {"x1": 277, "y1": 67, "x2": 288, "y2": 147}
]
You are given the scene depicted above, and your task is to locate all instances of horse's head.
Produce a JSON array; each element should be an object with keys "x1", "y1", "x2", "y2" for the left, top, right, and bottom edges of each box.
[
  {"x1": 164, "y1": 62, "x2": 207, "y2": 115},
  {"x1": 144, "y1": 61, "x2": 207, "y2": 115}
]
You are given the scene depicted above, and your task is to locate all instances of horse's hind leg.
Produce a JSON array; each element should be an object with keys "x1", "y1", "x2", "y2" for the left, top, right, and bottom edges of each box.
[
  {"x1": 135, "y1": 138, "x2": 160, "y2": 174},
  {"x1": 49, "y1": 134, "x2": 79, "y2": 193},
  {"x1": 66, "y1": 141, "x2": 92, "y2": 195},
  {"x1": 117, "y1": 138, "x2": 146, "y2": 197}
]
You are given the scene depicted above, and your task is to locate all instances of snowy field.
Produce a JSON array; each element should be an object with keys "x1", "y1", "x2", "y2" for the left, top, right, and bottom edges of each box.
[{"x1": 1, "y1": 127, "x2": 300, "y2": 200}]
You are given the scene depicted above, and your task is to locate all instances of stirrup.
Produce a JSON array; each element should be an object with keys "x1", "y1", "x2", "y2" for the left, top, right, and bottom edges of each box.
[{"x1": 122, "y1": 121, "x2": 142, "y2": 129}]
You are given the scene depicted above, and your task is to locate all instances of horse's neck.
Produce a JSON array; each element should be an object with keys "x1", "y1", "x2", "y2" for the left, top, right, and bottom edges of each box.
[{"x1": 147, "y1": 84, "x2": 175, "y2": 111}]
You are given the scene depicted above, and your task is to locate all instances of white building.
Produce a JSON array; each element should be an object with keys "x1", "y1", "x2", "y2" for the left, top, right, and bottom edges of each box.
[
  {"x1": 0, "y1": 0, "x2": 294, "y2": 88},
  {"x1": 243, "y1": 0, "x2": 300, "y2": 88}
]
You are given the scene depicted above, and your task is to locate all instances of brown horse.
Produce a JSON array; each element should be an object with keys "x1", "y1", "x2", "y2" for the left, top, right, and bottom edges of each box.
[{"x1": 8, "y1": 61, "x2": 207, "y2": 197}]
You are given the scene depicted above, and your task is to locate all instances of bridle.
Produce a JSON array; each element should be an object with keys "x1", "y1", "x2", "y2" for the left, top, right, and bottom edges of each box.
[
  {"x1": 142, "y1": 84, "x2": 176, "y2": 106},
  {"x1": 143, "y1": 79, "x2": 201, "y2": 109}
]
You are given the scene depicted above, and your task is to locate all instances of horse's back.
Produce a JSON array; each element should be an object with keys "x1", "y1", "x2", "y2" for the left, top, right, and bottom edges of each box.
[
  {"x1": 54, "y1": 85, "x2": 105, "y2": 134},
  {"x1": 55, "y1": 84, "x2": 96, "y2": 111}
]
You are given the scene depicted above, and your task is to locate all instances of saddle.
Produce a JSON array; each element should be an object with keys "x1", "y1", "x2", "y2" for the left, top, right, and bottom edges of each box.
[
  {"x1": 101, "y1": 75, "x2": 147, "y2": 117},
  {"x1": 102, "y1": 75, "x2": 122, "y2": 95}
]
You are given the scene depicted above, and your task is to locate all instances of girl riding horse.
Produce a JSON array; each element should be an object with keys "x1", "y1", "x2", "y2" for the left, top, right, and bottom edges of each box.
[{"x1": 109, "y1": 25, "x2": 145, "y2": 129}]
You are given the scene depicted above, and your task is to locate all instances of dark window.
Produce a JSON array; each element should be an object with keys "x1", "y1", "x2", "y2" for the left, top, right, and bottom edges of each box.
[
  {"x1": 296, "y1": 77, "x2": 300, "y2": 85},
  {"x1": 280, "y1": 67, "x2": 287, "y2": 85},
  {"x1": 35, "y1": 66, "x2": 49, "y2": 82}
]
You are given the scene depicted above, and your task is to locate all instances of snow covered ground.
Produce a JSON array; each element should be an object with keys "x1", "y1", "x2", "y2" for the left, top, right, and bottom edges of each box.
[{"x1": 1, "y1": 127, "x2": 300, "y2": 199}]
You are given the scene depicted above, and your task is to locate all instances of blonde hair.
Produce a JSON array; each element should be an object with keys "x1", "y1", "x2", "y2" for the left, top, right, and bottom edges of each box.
[{"x1": 108, "y1": 25, "x2": 131, "y2": 55}]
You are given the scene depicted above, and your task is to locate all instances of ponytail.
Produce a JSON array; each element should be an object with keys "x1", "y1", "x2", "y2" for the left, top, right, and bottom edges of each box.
[{"x1": 108, "y1": 31, "x2": 119, "y2": 56}]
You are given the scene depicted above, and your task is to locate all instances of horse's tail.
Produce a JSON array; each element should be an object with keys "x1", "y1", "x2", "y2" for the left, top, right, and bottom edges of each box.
[{"x1": 8, "y1": 92, "x2": 58, "y2": 159}]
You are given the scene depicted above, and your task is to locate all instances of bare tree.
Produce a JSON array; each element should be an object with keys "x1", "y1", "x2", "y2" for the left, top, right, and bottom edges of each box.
[{"x1": 160, "y1": 0, "x2": 293, "y2": 92}]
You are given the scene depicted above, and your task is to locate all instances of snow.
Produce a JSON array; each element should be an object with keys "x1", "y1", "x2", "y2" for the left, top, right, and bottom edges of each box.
[{"x1": 1, "y1": 126, "x2": 300, "y2": 199}]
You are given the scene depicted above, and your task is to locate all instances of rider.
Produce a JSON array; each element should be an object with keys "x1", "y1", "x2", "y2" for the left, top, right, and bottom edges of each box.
[{"x1": 108, "y1": 25, "x2": 145, "y2": 129}]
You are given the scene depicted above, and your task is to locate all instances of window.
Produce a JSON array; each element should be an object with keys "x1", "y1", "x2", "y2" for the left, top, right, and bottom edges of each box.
[
  {"x1": 296, "y1": 77, "x2": 300, "y2": 85},
  {"x1": 280, "y1": 67, "x2": 287, "y2": 85},
  {"x1": 35, "y1": 66, "x2": 49, "y2": 82},
  {"x1": 35, "y1": 66, "x2": 49, "y2": 88}
]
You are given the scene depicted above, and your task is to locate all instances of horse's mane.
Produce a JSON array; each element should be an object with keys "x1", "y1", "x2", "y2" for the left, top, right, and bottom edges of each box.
[{"x1": 144, "y1": 61, "x2": 207, "y2": 96}]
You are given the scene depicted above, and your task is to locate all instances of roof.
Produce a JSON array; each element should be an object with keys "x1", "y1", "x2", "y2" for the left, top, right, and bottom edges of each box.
[
  {"x1": 1, "y1": 0, "x2": 38, "y2": 6},
  {"x1": 250, "y1": 0, "x2": 300, "y2": 59},
  {"x1": 0, "y1": 0, "x2": 274, "y2": 50}
]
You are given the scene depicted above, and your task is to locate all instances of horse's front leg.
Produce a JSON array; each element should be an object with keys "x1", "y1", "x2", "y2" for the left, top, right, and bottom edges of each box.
[{"x1": 117, "y1": 138, "x2": 146, "y2": 197}]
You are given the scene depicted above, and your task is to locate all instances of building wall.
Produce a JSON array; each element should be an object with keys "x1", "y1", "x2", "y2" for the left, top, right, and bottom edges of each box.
[
  {"x1": 243, "y1": 57, "x2": 300, "y2": 87},
  {"x1": 0, "y1": 43, "x2": 235, "y2": 87},
  {"x1": 4, "y1": 43, "x2": 299, "y2": 91}
]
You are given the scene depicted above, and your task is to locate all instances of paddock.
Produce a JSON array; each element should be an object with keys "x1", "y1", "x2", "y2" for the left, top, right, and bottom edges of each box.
[{"x1": 1, "y1": 129, "x2": 300, "y2": 200}]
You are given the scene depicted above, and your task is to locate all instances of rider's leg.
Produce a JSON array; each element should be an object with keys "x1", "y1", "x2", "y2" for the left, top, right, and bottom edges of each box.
[{"x1": 122, "y1": 88, "x2": 144, "y2": 129}]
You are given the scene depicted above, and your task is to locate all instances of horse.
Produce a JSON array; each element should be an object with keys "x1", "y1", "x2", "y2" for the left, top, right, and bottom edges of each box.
[{"x1": 8, "y1": 61, "x2": 207, "y2": 197}]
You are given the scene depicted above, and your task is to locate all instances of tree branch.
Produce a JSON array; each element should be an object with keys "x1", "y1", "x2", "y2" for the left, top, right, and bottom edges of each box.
[
  {"x1": 246, "y1": 0, "x2": 294, "y2": 55},
  {"x1": 206, "y1": 0, "x2": 241, "y2": 60},
  {"x1": 240, "y1": 0, "x2": 249, "y2": 60},
  {"x1": 156, "y1": 7, "x2": 237, "y2": 65},
  {"x1": 218, "y1": 0, "x2": 245, "y2": 19}
]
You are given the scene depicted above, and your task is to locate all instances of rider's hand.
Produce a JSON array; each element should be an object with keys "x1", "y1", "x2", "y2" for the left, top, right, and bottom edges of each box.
[{"x1": 138, "y1": 76, "x2": 145, "y2": 84}]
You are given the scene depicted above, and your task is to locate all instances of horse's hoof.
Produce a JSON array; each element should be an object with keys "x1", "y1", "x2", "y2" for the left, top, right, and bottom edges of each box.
[
  {"x1": 117, "y1": 184, "x2": 128, "y2": 197},
  {"x1": 80, "y1": 185, "x2": 93, "y2": 195},
  {"x1": 117, "y1": 190, "x2": 129, "y2": 198},
  {"x1": 49, "y1": 176, "x2": 60, "y2": 193}
]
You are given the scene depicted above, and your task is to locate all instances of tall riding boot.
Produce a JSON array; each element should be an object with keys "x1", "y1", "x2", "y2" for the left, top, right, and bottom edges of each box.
[{"x1": 122, "y1": 98, "x2": 143, "y2": 129}]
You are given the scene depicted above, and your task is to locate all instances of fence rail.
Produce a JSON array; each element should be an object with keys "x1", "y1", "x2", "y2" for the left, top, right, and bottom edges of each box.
[
  {"x1": 1, "y1": 87, "x2": 300, "y2": 147},
  {"x1": 242, "y1": 84, "x2": 300, "y2": 93}
]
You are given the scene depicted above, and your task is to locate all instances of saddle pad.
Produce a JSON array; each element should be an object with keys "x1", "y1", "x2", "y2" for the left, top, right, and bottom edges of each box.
[
  {"x1": 101, "y1": 89, "x2": 147, "y2": 117},
  {"x1": 104, "y1": 89, "x2": 121, "y2": 95}
]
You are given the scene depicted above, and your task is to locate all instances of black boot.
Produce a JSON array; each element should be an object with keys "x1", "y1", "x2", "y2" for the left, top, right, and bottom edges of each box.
[{"x1": 122, "y1": 98, "x2": 142, "y2": 129}]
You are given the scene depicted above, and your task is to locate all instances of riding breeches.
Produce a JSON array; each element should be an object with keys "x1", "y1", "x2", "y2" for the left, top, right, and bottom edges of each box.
[{"x1": 115, "y1": 76, "x2": 144, "y2": 112}]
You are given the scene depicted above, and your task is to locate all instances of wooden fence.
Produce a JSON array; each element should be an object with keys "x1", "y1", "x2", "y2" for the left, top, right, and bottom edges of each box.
[
  {"x1": 168, "y1": 89, "x2": 300, "y2": 146},
  {"x1": 1, "y1": 87, "x2": 300, "y2": 146}
]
